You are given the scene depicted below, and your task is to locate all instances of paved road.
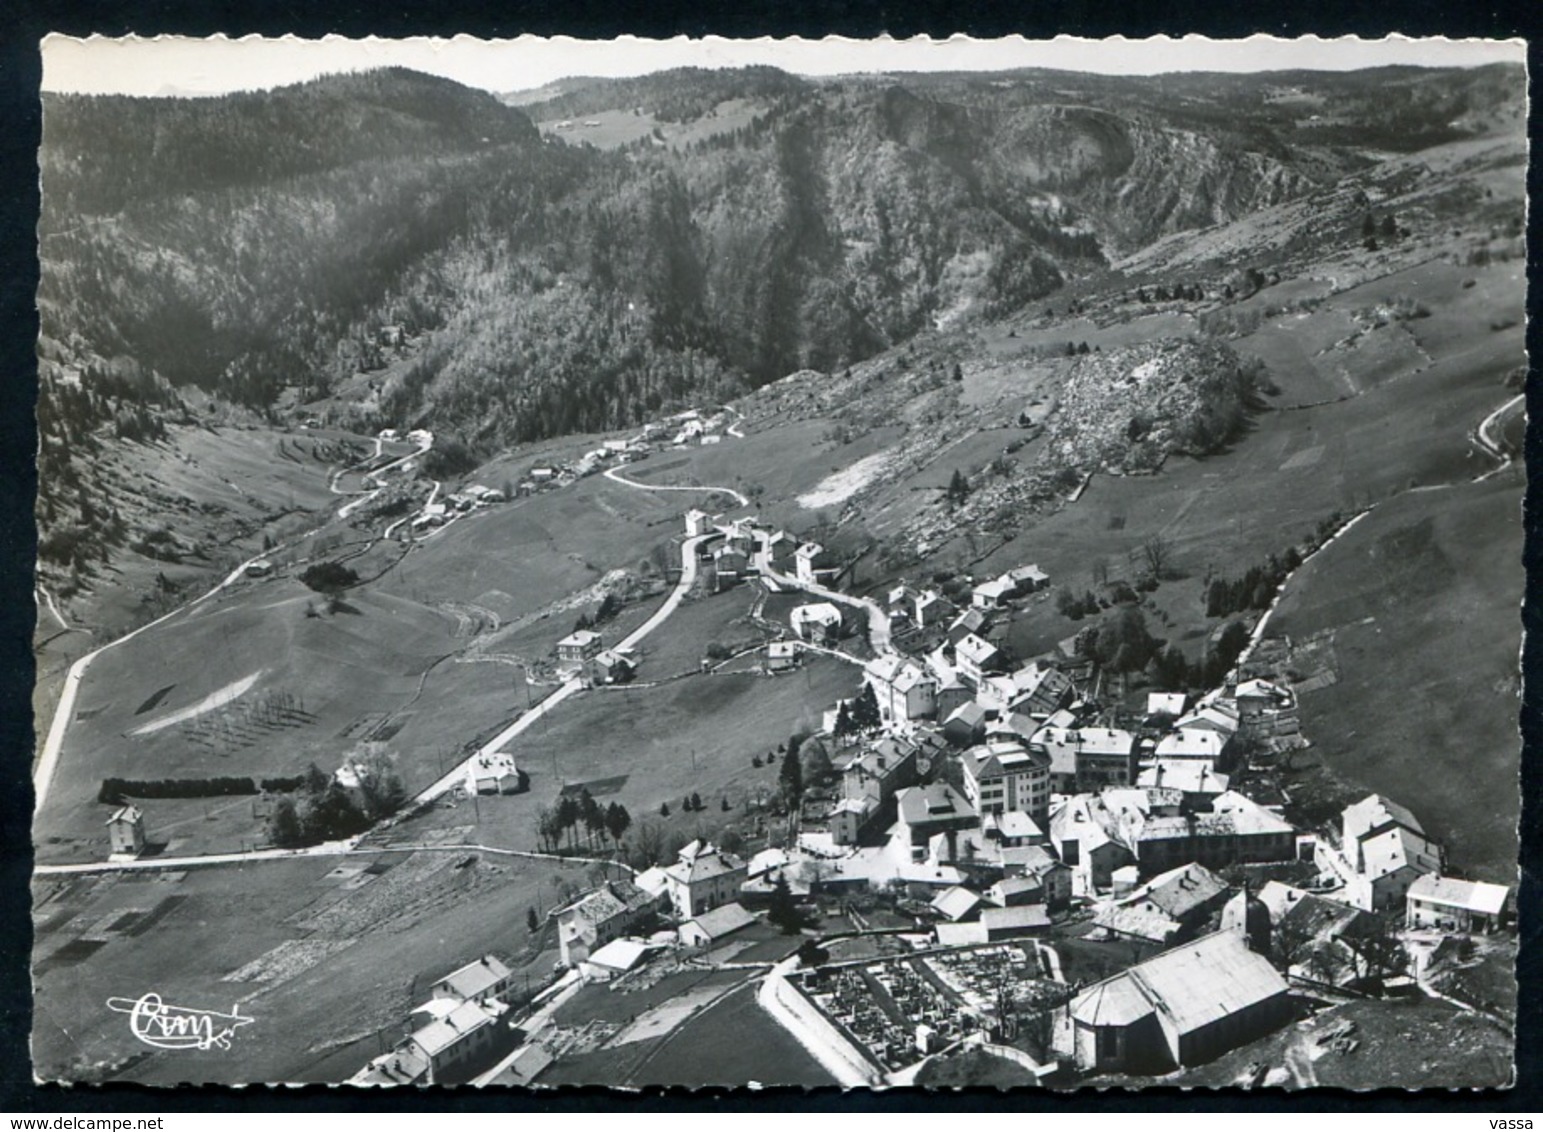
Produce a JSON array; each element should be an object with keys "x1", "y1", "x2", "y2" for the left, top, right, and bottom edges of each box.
[
  {"x1": 407, "y1": 532, "x2": 714, "y2": 805},
  {"x1": 751, "y1": 533, "x2": 893, "y2": 657},
  {"x1": 33, "y1": 541, "x2": 303, "y2": 814},
  {"x1": 34, "y1": 432, "x2": 437, "y2": 815},
  {"x1": 603, "y1": 465, "x2": 749, "y2": 508},
  {"x1": 1234, "y1": 508, "x2": 1375, "y2": 670},
  {"x1": 33, "y1": 835, "x2": 626, "y2": 878},
  {"x1": 1473, "y1": 392, "x2": 1524, "y2": 482},
  {"x1": 33, "y1": 837, "x2": 365, "y2": 875},
  {"x1": 382, "y1": 479, "x2": 443, "y2": 541},
  {"x1": 338, "y1": 438, "x2": 431, "y2": 519},
  {"x1": 1476, "y1": 392, "x2": 1524, "y2": 459}
]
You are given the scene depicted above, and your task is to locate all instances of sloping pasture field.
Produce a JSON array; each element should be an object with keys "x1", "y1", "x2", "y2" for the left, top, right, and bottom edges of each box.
[
  {"x1": 31, "y1": 850, "x2": 590, "y2": 1085},
  {"x1": 1269, "y1": 474, "x2": 1521, "y2": 882}
]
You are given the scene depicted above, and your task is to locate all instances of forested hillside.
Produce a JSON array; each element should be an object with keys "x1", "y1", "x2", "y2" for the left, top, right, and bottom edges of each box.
[{"x1": 38, "y1": 62, "x2": 1525, "y2": 459}]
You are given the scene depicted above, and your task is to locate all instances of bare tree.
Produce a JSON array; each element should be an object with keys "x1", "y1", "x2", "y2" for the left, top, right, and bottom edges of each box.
[
  {"x1": 1141, "y1": 534, "x2": 1173, "y2": 580},
  {"x1": 1270, "y1": 909, "x2": 1315, "y2": 975},
  {"x1": 631, "y1": 821, "x2": 666, "y2": 869},
  {"x1": 1345, "y1": 914, "x2": 1410, "y2": 989}
]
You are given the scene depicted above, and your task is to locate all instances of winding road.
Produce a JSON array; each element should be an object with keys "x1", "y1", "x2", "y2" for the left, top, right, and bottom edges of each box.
[
  {"x1": 1234, "y1": 391, "x2": 1523, "y2": 671},
  {"x1": 406, "y1": 531, "x2": 715, "y2": 806},
  {"x1": 751, "y1": 533, "x2": 894, "y2": 658},
  {"x1": 333, "y1": 433, "x2": 433, "y2": 519},
  {"x1": 1473, "y1": 392, "x2": 1525, "y2": 482},
  {"x1": 603, "y1": 465, "x2": 749, "y2": 508},
  {"x1": 35, "y1": 434, "x2": 719, "y2": 860}
]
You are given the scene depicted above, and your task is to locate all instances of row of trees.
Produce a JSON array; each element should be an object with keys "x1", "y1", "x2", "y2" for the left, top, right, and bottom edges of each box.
[
  {"x1": 99, "y1": 773, "x2": 305, "y2": 805},
  {"x1": 1066, "y1": 604, "x2": 1253, "y2": 691},
  {"x1": 1204, "y1": 550, "x2": 1303, "y2": 618},
  {"x1": 831, "y1": 684, "x2": 882, "y2": 743},
  {"x1": 535, "y1": 790, "x2": 632, "y2": 854}
]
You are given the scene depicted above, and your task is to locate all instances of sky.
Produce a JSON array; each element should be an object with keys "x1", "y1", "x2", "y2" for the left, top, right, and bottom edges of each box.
[{"x1": 41, "y1": 33, "x2": 1526, "y2": 98}]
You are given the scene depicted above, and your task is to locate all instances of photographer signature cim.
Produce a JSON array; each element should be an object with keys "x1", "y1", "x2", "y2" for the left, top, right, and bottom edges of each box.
[{"x1": 106, "y1": 993, "x2": 254, "y2": 1051}]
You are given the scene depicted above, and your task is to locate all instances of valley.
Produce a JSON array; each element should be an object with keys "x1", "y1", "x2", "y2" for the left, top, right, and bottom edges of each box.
[{"x1": 30, "y1": 56, "x2": 1526, "y2": 1090}]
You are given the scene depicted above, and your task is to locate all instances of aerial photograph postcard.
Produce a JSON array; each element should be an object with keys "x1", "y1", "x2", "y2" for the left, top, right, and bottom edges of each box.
[{"x1": 30, "y1": 32, "x2": 1527, "y2": 1089}]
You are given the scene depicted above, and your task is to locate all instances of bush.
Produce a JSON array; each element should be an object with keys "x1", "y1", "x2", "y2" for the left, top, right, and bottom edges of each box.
[
  {"x1": 299, "y1": 561, "x2": 359, "y2": 595},
  {"x1": 259, "y1": 775, "x2": 306, "y2": 793}
]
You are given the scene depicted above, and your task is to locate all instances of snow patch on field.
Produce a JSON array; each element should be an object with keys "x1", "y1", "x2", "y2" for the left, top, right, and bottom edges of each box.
[
  {"x1": 797, "y1": 450, "x2": 898, "y2": 509},
  {"x1": 128, "y1": 670, "x2": 264, "y2": 735}
]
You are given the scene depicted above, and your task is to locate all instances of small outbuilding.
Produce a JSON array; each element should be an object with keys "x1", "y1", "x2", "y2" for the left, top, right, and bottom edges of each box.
[
  {"x1": 106, "y1": 805, "x2": 146, "y2": 858},
  {"x1": 678, "y1": 902, "x2": 757, "y2": 948}
]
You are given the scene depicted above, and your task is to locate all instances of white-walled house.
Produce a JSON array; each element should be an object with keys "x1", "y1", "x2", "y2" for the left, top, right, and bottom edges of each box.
[{"x1": 864, "y1": 655, "x2": 938, "y2": 725}]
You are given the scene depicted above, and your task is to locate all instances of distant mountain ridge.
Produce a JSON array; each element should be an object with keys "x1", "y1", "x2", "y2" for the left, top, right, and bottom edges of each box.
[
  {"x1": 38, "y1": 62, "x2": 1524, "y2": 450},
  {"x1": 41, "y1": 67, "x2": 540, "y2": 220}
]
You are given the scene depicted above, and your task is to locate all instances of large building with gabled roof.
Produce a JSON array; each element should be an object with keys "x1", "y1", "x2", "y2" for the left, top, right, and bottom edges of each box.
[
  {"x1": 661, "y1": 840, "x2": 747, "y2": 919},
  {"x1": 1064, "y1": 930, "x2": 1292, "y2": 1073}
]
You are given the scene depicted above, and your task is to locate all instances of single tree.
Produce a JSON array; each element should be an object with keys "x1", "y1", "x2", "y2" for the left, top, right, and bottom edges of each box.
[
  {"x1": 351, "y1": 746, "x2": 406, "y2": 821},
  {"x1": 630, "y1": 821, "x2": 665, "y2": 868},
  {"x1": 580, "y1": 789, "x2": 606, "y2": 847},
  {"x1": 659, "y1": 801, "x2": 671, "y2": 818},
  {"x1": 690, "y1": 791, "x2": 702, "y2": 812},
  {"x1": 1270, "y1": 909, "x2": 1315, "y2": 975},
  {"x1": 779, "y1": 742, "x2": 804, "y2": 808},
  {"x1": 526, "y1": 907, "x2": 540, "y2": 935},
  {"x1": 767, "y1": 873, "x2": 806, "y2": 934},
  {"x1": 1141, "y1": 534, "x2": 1173, "y2": 581},
  {"x1": 946, "y1": 468, "x2": 971, "y2": 507},
  {"x1": 268, "y1": 797, "x2": 304, "y2": 848},
  {"x1": 802, "y1": 739, "x2": 835, "y2": 789},
  {"x1": 797, "y1": 939, "x2": 830, "y2": 967}
]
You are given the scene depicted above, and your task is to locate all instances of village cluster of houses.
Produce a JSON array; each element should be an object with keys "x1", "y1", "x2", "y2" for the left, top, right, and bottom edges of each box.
[
  {"x1": 409, "y1": 482, "x2": 508, "y2": 532},
  {"x1": 708, "y1": 538, "x2": 1512, "y2": 1075},
  {"x1": 553, "y1": 840, "x2": 764, "y2": 977},
  {"x1": 361, "y1": 445, "x2": 1507, "y2": 1085},
  {"x1": 514, "y1": 408, "x2": 736, "y2": 498},
  {"x1": 351, "y1": 837, "x2": 767, "y2": 1086}
]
